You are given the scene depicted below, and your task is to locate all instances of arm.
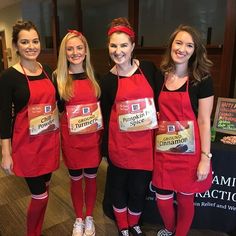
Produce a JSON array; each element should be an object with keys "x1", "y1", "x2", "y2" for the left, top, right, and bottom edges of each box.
[
  {"x1": 196, "y1": 95, "x2": 214, "y2": 181},
  {"x1": 1, "y1": 139, "x2": 14, "y2": 174}
]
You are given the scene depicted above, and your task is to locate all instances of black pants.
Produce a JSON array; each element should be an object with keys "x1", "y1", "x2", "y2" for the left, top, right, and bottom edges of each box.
[
  {"x1": 25, "y1": 173, "x2": 52, "y2": 195},
  {"x1": 109, "y1": 163, "x2": 151, "y2": 213}
]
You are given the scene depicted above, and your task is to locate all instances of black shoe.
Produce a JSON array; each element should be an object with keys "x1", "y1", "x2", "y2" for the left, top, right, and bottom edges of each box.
[
  {"x1": 129, "y1": 225, "x2": 145, "y2": 236},
  {"x1": 119, "y1": 228, "x2": 130, "y2": 236}
]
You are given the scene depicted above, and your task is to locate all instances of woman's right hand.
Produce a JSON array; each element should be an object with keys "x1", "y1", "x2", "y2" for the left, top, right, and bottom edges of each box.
[
  {"x1": 1, "y1": 153, "x2": 14, "y2": 175},
  {"x1": 1, "y1": 139, "x2": 14, "y2": 175}
]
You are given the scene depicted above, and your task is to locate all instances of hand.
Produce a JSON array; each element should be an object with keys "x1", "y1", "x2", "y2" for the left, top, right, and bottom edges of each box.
[
  {"x1": 1, "y1": 153, "x2": 14, "y2": 175},
  {"x1": 197, "y1": 159, "x2": 210, "y2": 182}
]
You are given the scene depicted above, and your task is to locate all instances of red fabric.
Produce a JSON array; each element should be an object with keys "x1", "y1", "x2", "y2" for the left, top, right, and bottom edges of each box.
[
  {"x1": 127, "y1": 211, "x2": 141, "y2": 227},
  {"x1": 108, "y1": 26, "x2": 135, "y2": 39},
  {"x1": 175, "y1": 193, "x2": 195, "y2": 236},
  {"x1": 71, "y1": 178, "x2": 84, "y2": 218},
  {"x1": 156, "y1": 197, "x2": 175, "y2": 232},
  {"x1": 12, "y1": 75, "x2": 60, "y2": 177},
  {"x1": 61, "y1": 79, "x2": 101, "y2": 169},
  {"x1": 85, "y1": 176, "x2": 97, "y2": 216},
  {"x1": 109, "y1": 71, "x2": 154, "y2": 170},
  {"x1": 27, "y1": 196, "x2": 48, "y2": 236},
  {"x1": 152, "y1": 79, "x2": 212, "y2": 192},
  {"x1": 113, "y1": 208, "x2": 128, "y2": 230}
]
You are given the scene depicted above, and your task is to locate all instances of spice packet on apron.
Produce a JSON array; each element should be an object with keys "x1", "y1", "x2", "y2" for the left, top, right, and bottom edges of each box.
[
  {"x1": 28, "y1": 103, "x2": 59, "y2": 136},
  {"x1": 156, "y1": 120, "x2": 195, "y2": 154},
  {"x1": 116, "y1": 97, "x2": 157, "y2": 132},
  {"x1": 66, "y1": 102, "x2": 103, "y2": 134}
]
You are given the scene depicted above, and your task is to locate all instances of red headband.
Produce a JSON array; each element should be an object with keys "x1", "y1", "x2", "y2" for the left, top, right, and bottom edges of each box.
[
  {"x1": 108, "y1": 26, "x2": 135, "y2": 38},
  {"x1": 68, "y1": 29, "x2": 82, "y2": 36}
]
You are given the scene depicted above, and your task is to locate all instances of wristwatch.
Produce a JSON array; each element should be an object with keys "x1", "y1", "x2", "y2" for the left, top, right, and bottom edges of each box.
[{"x1": 201, "y1": 151, "x2": 212, "y2": 159}]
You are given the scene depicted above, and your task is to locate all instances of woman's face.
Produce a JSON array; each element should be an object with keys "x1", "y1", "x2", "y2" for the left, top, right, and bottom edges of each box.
[
  {"x1": 16, "y1": 29, "x2": 40, "y2": 61},
  {"x1": 171, "y1": 31, "x2": 195, "y2": 66},
  {"x1": 66, "y1": 37, "x2": 86, "y2": 65},
  {"x1": 108, "y1": 32, "x2": 135, "y2": 67}
]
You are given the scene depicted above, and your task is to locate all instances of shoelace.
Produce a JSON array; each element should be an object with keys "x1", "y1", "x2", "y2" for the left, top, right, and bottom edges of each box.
[
  {"x1": 73, "y1": 221, "x2": 84, "y2": 232},
  {"x1": 158, "y1": 229, "x2": 172, "y2": 236},
  {"x1": 85, "y1": 217, "x2": 94, "y2": 230},
  {"x1": 121, "y1": 229, "x2": 129, "y2": 236},
  {"x1": 133, "y1": 225, "x2": 142, "y2": 234}
]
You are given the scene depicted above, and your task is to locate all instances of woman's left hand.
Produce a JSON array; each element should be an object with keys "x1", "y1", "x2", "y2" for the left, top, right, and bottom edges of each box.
[{"x1": 197, "y1": 159, "x2": 211, "y2": 181}]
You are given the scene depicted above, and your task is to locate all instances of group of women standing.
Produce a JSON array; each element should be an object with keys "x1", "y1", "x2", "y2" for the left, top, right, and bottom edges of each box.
[{"x1": 0, "y1": 16, "x2": 213, "y2": 236}]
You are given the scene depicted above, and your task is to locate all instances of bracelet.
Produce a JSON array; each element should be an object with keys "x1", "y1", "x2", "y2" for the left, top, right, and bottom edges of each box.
[{"x1": 201, "y1": 151, "x2": 212, "y2": 159}]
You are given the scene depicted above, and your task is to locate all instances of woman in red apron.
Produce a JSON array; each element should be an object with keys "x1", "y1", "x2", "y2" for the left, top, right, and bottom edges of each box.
[
  {"x1": 54, "y1": 30, "x2": 102, "y2": 236},
  {"x1": 0, "y1": 20, "x2": 60, "y2": 236},
  {"x1": 101, "y1": 17, "x2": 162, "y2": 236},
  {"x1": 152, "y1": 25, "x2": 214, "y2": 236}
]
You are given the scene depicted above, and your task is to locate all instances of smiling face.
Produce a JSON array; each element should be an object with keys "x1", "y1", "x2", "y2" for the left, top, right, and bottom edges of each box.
[
  {"x1": 171, "y1": 31, "x2": 195, "y2": 66},
  {"x1": 66, "y1": 36, "x2": 86, "y2": 66},
  {"x1": 16, "y1": 29, "x2": 40, "y2": 61},
  {"x1": 108, "y1": 32, "x2": 135, "y2": 68}
]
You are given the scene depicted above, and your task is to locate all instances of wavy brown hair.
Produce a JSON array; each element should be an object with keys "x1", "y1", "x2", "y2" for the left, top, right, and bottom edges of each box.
[{"x1": 160, "y1": 25, "x2": 213, "y2": 84}]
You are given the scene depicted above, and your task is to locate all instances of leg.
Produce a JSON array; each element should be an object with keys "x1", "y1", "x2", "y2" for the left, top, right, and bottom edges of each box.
[
  {"x1": 127, "y1": 170, "x2": 151, "y2": 226},
  {"x1": 175, "y1": 192, "x2": 195, "y2": 236},
  {"x1": 110, "y1": 163, "x2": 129, "y2": 231},
  {"x1": 84, "y1": 167, "x2": 98, "y2": 217},
  {"x1": 25, "y1": 173, "x2": 51, "y2": 236},
  {"x1": 83, "y1": 167, "x2": 98, "y2": 236},
  {"x1": 127, "y1": 170, "x2": 151, "y2": 235},
  {"x1": 69, "y1": 169, "x2": 85, "y2": 236},
  {"x1": 69, "y1": 169, "x2": 84, "y2": 219}
]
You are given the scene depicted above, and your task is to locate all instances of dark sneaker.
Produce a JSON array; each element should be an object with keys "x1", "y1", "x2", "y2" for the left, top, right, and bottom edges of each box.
[
  {"x1": 119, "y1": 228, "x2": 130, "y2": 236},
  {"x1": 157, "y1": 228, "x2": 174, "y2": 236},
  {"x1": 129, "y1": 225, "x2": 145, "y2": 236}
]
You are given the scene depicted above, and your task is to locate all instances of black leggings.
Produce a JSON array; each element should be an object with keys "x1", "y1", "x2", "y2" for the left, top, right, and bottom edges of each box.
[
  {"x1": 25, "y1": 173, "x2": 52, "y2": 195},
  {"x1": 109, "y1": 163, "x2": 151, "y2": 213},
  {"x1": 68, "y1": 167, "x2": 98, "y2": 177}
]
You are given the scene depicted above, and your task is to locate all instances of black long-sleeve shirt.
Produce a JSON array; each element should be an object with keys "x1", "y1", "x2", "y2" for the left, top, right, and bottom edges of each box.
[
  {"x1": 0, "y1": 65, "x2": 53, "y2": 139},
  {"x1": 100, "y1": 60, "x2": 163, "y2": 156}
]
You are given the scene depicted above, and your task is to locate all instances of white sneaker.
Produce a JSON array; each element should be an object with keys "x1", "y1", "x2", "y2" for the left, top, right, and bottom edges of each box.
[
  {"x1": 83, "y1": 216, "x2": 95, "y2": 236},
  {"x1": 72, "y1": 218, "x2": 84, "y2": 236},
  {"x1": 157, "y1": 228, "x2": 174, "y2": 236}
]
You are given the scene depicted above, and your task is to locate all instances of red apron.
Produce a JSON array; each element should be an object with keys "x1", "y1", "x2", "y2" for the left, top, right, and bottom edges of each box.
[
  {"x1": 61, "y1": 79, "x2": 102, "y2": 169},
  {"x1": 12, "y1": 68, "x2": 60, "y2": 177},
  {"x1": 109, "y1": 69, "x2": 155, "y2": 171},
  {"x1": 152, "y1": 79, "x2": 212, "y2": 193}
]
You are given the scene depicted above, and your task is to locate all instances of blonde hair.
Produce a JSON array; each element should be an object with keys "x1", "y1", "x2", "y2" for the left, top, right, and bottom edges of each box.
[{"x1": 56, "y1": 31, "x2": 101, "y2": 101}]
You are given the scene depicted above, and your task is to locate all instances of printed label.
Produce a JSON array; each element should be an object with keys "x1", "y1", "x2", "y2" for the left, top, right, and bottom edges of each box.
[
  {"x1": 116, "y1": 98, "x2": 157, "y2": 132},
  {"x1": 66, "y1": 102, "x2": 103, "y2": 134}
]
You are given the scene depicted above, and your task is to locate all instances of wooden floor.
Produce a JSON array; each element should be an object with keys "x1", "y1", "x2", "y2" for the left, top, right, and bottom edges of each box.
[{"x1": 0, "y1": 157, "x2": 230, "y2": 236}]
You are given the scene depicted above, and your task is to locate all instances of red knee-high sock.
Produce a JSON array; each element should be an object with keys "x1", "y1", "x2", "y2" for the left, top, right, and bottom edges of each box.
[
  {"x1": 156, "y1": 193, "x2": 175, "y2": 233},
  {"x1": 27, "y1": 194, "x2": 49, "y2": 236},
  {"x1": 71, "y1": 177, "x2": 84, "y2": 219},
  {"x1": 127, "y1": 209, "x2": 141, "y2": 227},
  {"x1": 84, "y1": 176, "x2": 97, "y2": 217},
  {"x1": 113, "y1": 206, "x2": 128, "y2": 230},
  {"x1": 175, "y1": 192, "x2": 195, "y2": 236}
]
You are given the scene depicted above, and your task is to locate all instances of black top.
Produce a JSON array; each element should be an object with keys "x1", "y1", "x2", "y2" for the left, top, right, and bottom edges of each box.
[
  {"x1": 0, "y1": 65, "x2": 53, "y2": 139},
  {"x1": 52, "y1": 72, "x2": 92, "y2": 113},
  {"x1": 100, "y1": 60, "x2": 163, "y2": 156},
  {"x1": 155, "y1": 75, "x2": 214, "y2": 117}
]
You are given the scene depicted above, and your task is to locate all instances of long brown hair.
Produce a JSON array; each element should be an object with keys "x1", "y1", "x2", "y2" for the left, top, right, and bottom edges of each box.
[{"x1": 161, "y1": 25, "x2": 213, "y2": 84}]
